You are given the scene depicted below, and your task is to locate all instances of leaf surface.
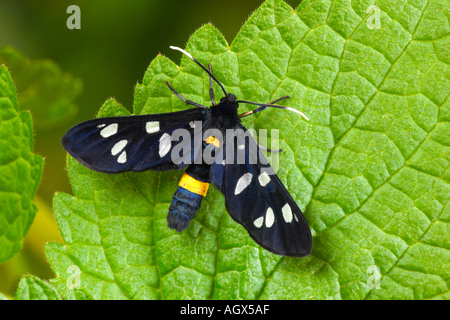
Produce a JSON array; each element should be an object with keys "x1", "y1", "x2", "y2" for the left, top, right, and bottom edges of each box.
[
  {"x1": 0, "y1": 46, "x2": 82, "y2": 129},
  {"x1": 0, "y1": 66, "x2": 44, "y2": 262},
  {"x1": 15, "y1": 275, "x2": 62, "y2": 300},
  {"x1": 49, "y1": 0, "x2": 450, "y2": 299}
]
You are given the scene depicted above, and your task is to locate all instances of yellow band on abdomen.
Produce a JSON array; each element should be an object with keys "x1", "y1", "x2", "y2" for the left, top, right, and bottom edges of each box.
[
  {"x1": 205, "y1": 136, "x2": 220, "y2": 148},
  {"x1": 179, "y1": 173, "x2": 209, "y2": 197}
]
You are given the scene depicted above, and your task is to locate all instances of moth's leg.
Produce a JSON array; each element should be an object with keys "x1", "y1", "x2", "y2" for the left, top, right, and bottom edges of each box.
[
  {"x1": 239, "y1": 96, "x2": 290, "y2": 118},
  {"x1": 208, "y1": 65, "x2": 216, "y2": 106},
  {"x1": 166, "y1": 81, "x2": 207, "y2": 109}
]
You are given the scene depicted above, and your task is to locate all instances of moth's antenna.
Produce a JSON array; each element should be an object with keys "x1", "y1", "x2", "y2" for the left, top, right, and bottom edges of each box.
[
  {"x1": 237, "y1": 100, "x2": 309, "y2": 121},
  {"x1": 170, "y1": 46, "x2": 227, "y2": 97}
]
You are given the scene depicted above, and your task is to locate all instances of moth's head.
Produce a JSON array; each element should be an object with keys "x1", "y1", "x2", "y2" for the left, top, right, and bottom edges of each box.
[{"x1": 221, "y1": 93, "x2": 237, "y2": 104}]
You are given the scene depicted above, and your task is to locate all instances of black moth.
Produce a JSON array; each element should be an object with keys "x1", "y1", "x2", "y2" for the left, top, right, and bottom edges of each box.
[{"x1": 62, "y1": 46, "x2": 312, "y2": 257}]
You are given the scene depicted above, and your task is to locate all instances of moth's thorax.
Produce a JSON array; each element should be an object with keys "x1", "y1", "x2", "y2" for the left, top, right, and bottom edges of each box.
[{"x1": 210, "y1": 93, "x2": 240, "y2": 129}]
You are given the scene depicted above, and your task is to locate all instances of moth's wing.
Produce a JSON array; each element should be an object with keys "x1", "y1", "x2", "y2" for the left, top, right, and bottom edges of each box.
[
  {"x1": 62, "y1": 108, "x2": 208, "y2": 173},
  {"x1": 210, "y1": 124, "x2": 312, "y2": 257}
]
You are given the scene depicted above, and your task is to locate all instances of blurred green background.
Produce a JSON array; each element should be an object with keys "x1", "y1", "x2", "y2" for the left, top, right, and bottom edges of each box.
[{"x1": 0, "y1": 0, "x2": 299, "y2": 298}]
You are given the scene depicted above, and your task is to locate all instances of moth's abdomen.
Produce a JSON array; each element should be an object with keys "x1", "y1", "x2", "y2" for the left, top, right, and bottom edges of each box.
[{"x1": 167, "y1": 172, "x2": 209, "y2": 232}]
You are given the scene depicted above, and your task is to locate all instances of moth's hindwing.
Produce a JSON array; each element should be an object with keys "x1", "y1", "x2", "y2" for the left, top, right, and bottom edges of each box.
[
  {"x1": 210, "y1": 124, "x2": 312, "y2": 257},
  {"x1": 62, "y1": 108, "x2": 207, "y2": 173}
]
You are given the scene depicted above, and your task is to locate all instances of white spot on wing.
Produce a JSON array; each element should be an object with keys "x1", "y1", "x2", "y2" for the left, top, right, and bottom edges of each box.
[
  {"x1": 97, "y1": 124, "x2": 106, "y2": 128},
  {"x1": 146, "y1": 121, "x2": 160, "y2": 134},
  {"x1": 111, "y1": 139, "x2": 128, "y2": 156},
  {"x1": 253, "y1": 216, "x2": 264, "y2": 228},
  {"x1": 234, "y1": 173, "x2": 253, "y2": 195},
  {"x1": 265, "y1": 207, "x2": 274, "y2": 228},
  {"x1": 117, "y1": 151, "x2": 127, "y2": 163},
  {"x1": 238, "y1": 144, "x2": 245, "y2": 150},
  {"x1": 282, "y1": 203, "x2": 293, "y2": 223},
  {"x1": 159, "y1": 133, "x2": 172, "y2": 158},
  {"x1": 100, "y1": 123, "x2": 118, "y2": 138},
  {"x1": 189, "y1": 121, "x2": 195, "y2": 128},
  {"x1": 258, "y1": 172, "x2": 270, "y2": 187}
]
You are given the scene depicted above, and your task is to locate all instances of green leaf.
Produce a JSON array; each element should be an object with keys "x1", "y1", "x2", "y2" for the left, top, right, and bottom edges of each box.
[
  {"x1": 15, "y1": 275, "x2": 62, "y2": 300},
  {"x1": 0, "y1": 46, "x2": 82, "y2": 129},
  {"x1": 0, "y1": 66, "x2": 44, "y2": 262},
  {"x1": 49, "y1": 0, "x2": 449, "y2": 299}
]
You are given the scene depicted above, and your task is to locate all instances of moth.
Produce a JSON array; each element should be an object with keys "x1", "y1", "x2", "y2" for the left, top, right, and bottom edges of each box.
[{"x1": 62, "y1": 46, "x2": 312, "y2": 257}]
